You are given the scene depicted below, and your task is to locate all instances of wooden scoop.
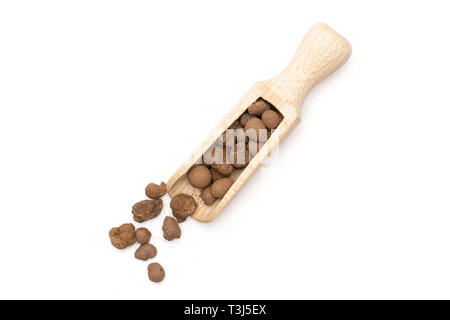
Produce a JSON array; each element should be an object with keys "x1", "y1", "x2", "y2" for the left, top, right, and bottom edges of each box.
[{"x1": 166, "y1": 23, "x2": 351, "y2": 222}]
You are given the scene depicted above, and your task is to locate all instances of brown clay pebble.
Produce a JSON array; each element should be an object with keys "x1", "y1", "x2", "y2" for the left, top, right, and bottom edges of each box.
[
  {"x1": 135, "y1": 243, "x2": 157, "y2": 261},
  {"x1": 248, "y1": 99, "x2": 270, "y2": 116},
  {"x1": 211, "y1": 163, "x2": 234, "y2": 176},
  {"x1": 135, "y1": 227, "x2": 151, "y2": 244},
  {"x1": 239, "y1": 112, "x2": 254, "y2": 126},
  {"x1": 187, "y1": 165, "x2": 211, "y2": 188},
  {"x1": 132, "y1": 199, "x2": 163, "y2": 223},
  {"x1": 210, "y1": 167, "x2": 224, "y2": 181},
  {"x1": 145, "y1": 181, "x2": 166, "y2": 199},
  {"x1": 245, "y1": 117, "x2": 268, "y2": 142},
  {"x1": 148, "y1": 262, "x2": 165, "y2": 282},
  {"x1": 211, "y1": 177, "x2": 234, "y2": 199},
  {"x1": 170, "y1": 193, "x2": 198, "y2": 222},
  {"x1": 162, "y1": 216, "x2": 181, "y2": 241},
  {"x1": 109, "y1": 223, "x2": 136, "y2": 249},
  {"x1": 261, "y1": 110, "x2": 282, "y2": 129},
  {"x1": 200, "y1": 186, "x2": 216, "y2": 205}
]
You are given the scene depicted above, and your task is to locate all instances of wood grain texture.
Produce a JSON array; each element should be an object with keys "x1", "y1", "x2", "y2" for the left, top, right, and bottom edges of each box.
[{"x1": 166, "y1": 23, "x2": 352, "y2": 222}]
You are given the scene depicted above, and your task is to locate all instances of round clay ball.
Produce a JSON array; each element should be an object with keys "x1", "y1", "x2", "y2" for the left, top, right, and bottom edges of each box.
[
  {"x1": 135, "y1": 227, "x2": 151, "y2": 244},
  {"x1": 245, "y1": 117, "x2": 268, "y2": 142},
  {"x1": 248, "y1": 99, "x2": 270, "y2": 116},
  {"x1": 187, "y1": 165, "x2": 211, "y2": 188},
  {"x1": 200, "y1": 186, "x2": 216, "y2": 205},
  {"x1": 148, "y1": 262, "x2": 165, "y2": 282},
  {"x1": 261, "y1": 110, "x2": 282, "y2": 129},
  {"x1": 135, "y1": 243, "x2": 157, "y2": 261},
  {"x1": 211, "y1": 177, "x2": 234, "y2": 199}
]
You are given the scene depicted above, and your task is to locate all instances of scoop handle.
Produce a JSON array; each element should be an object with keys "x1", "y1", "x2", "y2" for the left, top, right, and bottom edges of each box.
[{"x1": 268, "y1": 23, "x2": 351, "y2": 111}]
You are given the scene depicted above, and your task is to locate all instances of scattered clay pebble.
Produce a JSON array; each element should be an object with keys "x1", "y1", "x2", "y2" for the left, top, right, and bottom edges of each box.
[
  {"x1": 187, "y1": 165, "x2": 211, "y2": 188},
  {"x1": 145, "y1": 181, "x2": 166, "y2": 199},
  {"x1": 211, "y1": 163, "x2": 234, "y2": 176},
  {"x1": 210, "y1": 167, "x2": 224, "y2": 181},
  {"x1": 162, "y1": 216, "x2": 181, "y2": 241},
  {"x1": 109, "y1": 223, "x2": 136, "y2": 249},
  {"x1": 200, "y1": 186, "x2": 216, "y2": 205},
  {"x1": 239, "y1": 112, "x2": 254, "y2": 126},
  {"x1": 248, "y1": 99, "x2": 270, "y2": 116},
  {"x1": 135, "y1": 243, "x2": 157, "y2": 261},
  {"x1": 245, "y1": 117, "x2": 268, "y2": 142},
  {"x1": 211, "y1": 177, "x2": 234, "y2": 198},
  {"x1": 136, "y1": 227, "x2": 151, "y2": 244},
  {"x1": 148, "y1": 262, "x2": 165, "y2": 282},
  {"x1": 170, "y1": 193, "x2": 198, "y2": 223},
  {"x1": 132, "y1": 199, "x2": 163, "y2": 223},
  {"x1": 261, "y1": 110, "x2": 282, "y2": 129}
]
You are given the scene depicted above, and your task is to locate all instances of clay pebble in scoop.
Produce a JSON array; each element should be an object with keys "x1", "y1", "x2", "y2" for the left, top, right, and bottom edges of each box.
[
  {"x1": 187, "y1": 165, "x2": 211, "y2": 188},
  {"x1": 170, "y1": 193, "x2": 198, "y2": 222},
  {"x1": 211, "y1": 163, "x2": 234, "y2": 176},
  {"x1": 248, "y1": 99, "x2": 270, "y2": 116},
  {"x1": 210, "y1": 167, "x2": 224, "y2": 181},
  {"x1": 200, "y1": 186, "x2": 216, "y2": 205},
  {"x1": 261, "y1": 110, "x2": 282, "y2": 129},
  {"x1": 211, "y1": 177, "x2": 234, "y2": 199},
  {"x1": 245, "y1": 117, "x2": 268, "y2": 142}
]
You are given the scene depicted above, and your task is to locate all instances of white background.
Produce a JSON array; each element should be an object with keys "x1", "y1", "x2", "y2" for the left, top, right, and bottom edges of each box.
[{"x1": 0, "y1": 0, "x2": 449, "y2": 299}]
